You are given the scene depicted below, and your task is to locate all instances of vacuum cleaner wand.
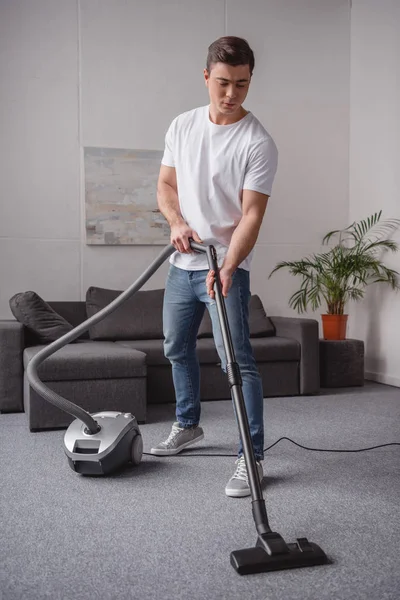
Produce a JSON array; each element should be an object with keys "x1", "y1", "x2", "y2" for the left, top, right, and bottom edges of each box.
[{"x1": 189, "y1": 240, "x2": 328, "y2": 575}]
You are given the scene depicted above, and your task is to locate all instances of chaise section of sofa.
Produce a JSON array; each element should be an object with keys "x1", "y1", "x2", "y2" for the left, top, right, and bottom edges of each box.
[{"x1": 23, "y1": 341, "x2": 147, "y2": 431}]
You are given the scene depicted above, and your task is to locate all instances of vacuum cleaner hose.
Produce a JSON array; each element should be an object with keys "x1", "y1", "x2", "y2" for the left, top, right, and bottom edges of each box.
[{"x1": 26, "y1": 244, "x2": 176, "y2": 434}]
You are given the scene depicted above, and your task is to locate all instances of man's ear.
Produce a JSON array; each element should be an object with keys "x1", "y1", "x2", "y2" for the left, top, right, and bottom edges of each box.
[{"x1": 204, "y1": 68, "x2": 210, "y2": 87}]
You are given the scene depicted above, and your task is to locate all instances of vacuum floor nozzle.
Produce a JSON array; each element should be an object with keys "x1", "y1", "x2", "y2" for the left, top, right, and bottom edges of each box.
[{"x1": 230, "y1": 532, "x2": 328, "y2": 575}]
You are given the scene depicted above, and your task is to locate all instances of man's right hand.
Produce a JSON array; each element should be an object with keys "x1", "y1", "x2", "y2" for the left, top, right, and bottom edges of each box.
[{"x1": 170, "y1": 221, "x2": 202, "y2": 253}]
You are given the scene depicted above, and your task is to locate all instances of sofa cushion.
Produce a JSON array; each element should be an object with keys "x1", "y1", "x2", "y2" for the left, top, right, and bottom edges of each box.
[
  {"x1": 9, "y1": 291, "x2": 74, "y2": 344},
  {"x1": 197, "y1": 294, "x2": 275, "y2": 338},
  {"x1": 115, "y1": 340, "x2": 168, "y2": 365},
  {"x1": 248, "y1": 295, "x2": 276, "y2": 337},
  {"x1": 116, "y1": 338, "x2": 221, "y2": 365},
  {"x1": 86, "y1": 287, "x2": 164, "y2": 341},
  {"x1": 116, "y1": 336, "x2": 298, "y2": 366},
  {"x1": 48, "y1": 301, "x2": 89, "y2": 340},
  {"x1": 23, "y1": 341, "x2": 146, "y2": 381},
  {"x1": 250, "y1": 337, "x2": 300, "y2": 362}
]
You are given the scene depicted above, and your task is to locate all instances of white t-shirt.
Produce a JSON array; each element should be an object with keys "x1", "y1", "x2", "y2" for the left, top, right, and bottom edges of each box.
[{"x1": 161, "y1": 104, "x2": 278, "y2": 271}]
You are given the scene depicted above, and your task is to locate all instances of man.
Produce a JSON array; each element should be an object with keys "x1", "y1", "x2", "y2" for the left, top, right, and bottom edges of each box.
[{"x1": 150, "y1": 36, "x2": 278, "y2": 498}]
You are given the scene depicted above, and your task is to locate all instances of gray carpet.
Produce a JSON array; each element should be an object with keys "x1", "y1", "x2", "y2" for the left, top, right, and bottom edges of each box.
[{"x1": 0, "y1": 381, "x2": 399, "y2": 600}]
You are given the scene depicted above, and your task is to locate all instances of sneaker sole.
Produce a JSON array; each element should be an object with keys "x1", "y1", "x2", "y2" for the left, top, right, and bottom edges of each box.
[
  {"x1": 225, "y1": 487, "x2": 252, "y2": 498},
  {"x1": 150, "y1": 432, "x2": 204, "y2": 456}
]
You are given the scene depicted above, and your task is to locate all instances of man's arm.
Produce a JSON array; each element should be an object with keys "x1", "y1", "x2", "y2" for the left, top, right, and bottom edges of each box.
[
  {"x1": 223, "y1": 189, "x2": 269, "y2": 272},
  {"x1": 206, "y1": 189, "x2": 269, "y2": 297},
  {"x1": 157, "y1": 165, "x2": 202, "y2": 253},
  {"x1": 157, "y1": 165, "x2": 182, "y2": 226}
]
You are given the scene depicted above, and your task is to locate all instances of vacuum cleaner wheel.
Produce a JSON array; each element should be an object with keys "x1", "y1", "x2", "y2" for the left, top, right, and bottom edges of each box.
[{"x1": 131, "y1": 433, "x2": 143, "y2": 465}]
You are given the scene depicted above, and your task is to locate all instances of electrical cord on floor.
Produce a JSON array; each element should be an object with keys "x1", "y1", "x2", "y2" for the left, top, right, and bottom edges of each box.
[{"x1": 143, "y1": 437, "x2": 400, "y2": 457}]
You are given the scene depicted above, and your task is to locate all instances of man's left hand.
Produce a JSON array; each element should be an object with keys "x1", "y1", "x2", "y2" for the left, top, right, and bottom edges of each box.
[{"x1": 206, "y1": 267, "x2": 234, "y2": 299}]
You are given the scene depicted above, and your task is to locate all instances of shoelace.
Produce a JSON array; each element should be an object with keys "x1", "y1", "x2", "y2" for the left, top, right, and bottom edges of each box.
[
  {"x1": 162, "y1": 424, "x2": 183, "y2": 448},
  {"x1": 232, "y1": 456, "x2": 248, "y2": 481}
]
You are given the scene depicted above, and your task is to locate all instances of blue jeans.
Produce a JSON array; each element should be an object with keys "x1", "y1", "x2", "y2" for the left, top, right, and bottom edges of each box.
[{"x1": 163, "y1": 264, "x2": 264, "y2": 460}]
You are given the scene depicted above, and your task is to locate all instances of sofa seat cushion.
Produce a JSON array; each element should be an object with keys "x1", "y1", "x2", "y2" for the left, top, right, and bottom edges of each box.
[
  {"x1": 116, "y1": 336, "x2": 299, "y2": 366},
  {"x1": 196, "y1": 337, "x2": 299, "y2": 363},
  {"x1": 23, "y1": 341, "x2": 146, "y2": 381},
  {"x1": 115, "y1": 340, "x2": 168, "y2": 366},
  {"x1": 116, "y1": 338, "x2": 221, "y2": 365},
  {"x1": 250, "y1": 337, "x2": 300, "y2": 362}
]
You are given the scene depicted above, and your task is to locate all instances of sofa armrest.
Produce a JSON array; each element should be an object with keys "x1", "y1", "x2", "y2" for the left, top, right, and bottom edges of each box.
[
  {"x1": 269, "y1": 316, "x2": 319, "y2": 394},
  {"x1": 0, "y1": 320, "x2": 24, "y2": 412}
]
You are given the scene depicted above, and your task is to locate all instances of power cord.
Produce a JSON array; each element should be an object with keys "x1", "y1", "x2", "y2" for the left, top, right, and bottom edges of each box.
[{"x1": 143, "y1": 437, "x2": 400, "y2": 457}]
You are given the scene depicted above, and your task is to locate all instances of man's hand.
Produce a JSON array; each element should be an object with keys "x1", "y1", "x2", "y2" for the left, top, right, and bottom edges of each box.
[
  {"x1": 206, "y1": 267, "x2": 234, "y2": 299},
  {"x1": 171, "y1": 222, "x2": 202, "y2": 253}
]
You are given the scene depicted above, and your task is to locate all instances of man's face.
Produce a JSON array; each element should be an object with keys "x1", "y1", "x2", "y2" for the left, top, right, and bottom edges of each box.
[{"x1": 204, "y1": 62, "x2": 251, "y2": 117}]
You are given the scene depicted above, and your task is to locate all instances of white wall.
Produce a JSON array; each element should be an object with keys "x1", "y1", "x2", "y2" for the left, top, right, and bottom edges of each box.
[
  {"x1": 349, "y1": 0, "x2": 400, "y2": 387},
  {"x1": 0, "y1": 0, "x2": 351, "y2": 323},
  {"x1": 0, "y1": 0, "x2": 81, "y2": 306}
]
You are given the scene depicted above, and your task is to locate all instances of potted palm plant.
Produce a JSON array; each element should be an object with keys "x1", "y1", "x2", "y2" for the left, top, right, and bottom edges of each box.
[{"x1": 269, "y1": 211, "x2": 400, "y2": 340}]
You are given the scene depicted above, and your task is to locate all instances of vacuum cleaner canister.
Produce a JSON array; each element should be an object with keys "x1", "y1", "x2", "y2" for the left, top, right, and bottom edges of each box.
[{"x1": 63, "y1": 412, "x2": 143, "y2": 475}]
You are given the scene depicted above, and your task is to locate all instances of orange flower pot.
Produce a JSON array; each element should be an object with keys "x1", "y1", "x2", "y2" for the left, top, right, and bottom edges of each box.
[{"x1": 321, "y1": 314, "x2": 348, "y2": 340}]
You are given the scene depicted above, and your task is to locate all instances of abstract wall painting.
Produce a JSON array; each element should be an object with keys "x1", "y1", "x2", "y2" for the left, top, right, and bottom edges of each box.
[{"x1": 84, "y1": 147, "x2": 170, "y2": 245}]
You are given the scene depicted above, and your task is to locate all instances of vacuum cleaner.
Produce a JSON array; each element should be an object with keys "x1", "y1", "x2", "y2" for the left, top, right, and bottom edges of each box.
[{"x1": 26, "y1": 240, "x2": 328, "y2": 575}]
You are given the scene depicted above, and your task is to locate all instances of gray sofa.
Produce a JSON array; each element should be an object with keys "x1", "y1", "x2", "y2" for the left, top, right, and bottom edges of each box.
[{"x1": 0, "y1": 287, "x2": 320, "y2": 431}]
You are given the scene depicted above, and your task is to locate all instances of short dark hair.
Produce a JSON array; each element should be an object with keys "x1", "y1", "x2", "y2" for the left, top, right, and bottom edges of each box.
[{"x1": 206, "y1": 36, "x2": 255, "y2": 76}]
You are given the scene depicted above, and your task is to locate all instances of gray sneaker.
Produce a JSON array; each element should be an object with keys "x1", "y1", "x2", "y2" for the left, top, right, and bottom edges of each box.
[
  {"x1": 225, "y1": 455, "x2": 263, "y2": 498},
  {"x1": 150, "y1": 422, "x2": 204, "y2": 456}
]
